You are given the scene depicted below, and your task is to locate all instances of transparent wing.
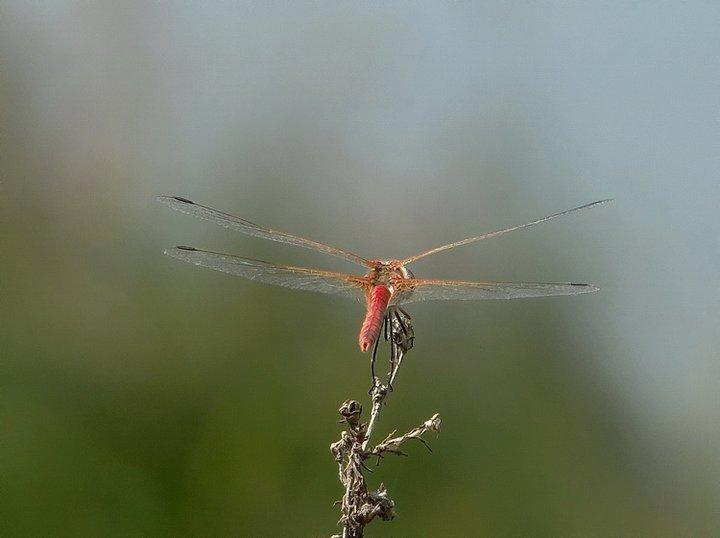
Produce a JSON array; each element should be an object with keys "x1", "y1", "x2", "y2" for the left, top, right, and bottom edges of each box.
[
  {"x1": 393, "y1": 278, "x2": 598, "y2": 304},
  {"x1": 158, "y1": 196, "x2": 372, "y2": 267},
  {"x1": 165, "y1": 246, "x2": 369, "y2": 299},
  {"x1": 401, "y1": 199, "x2": 612, "y2": 265}
]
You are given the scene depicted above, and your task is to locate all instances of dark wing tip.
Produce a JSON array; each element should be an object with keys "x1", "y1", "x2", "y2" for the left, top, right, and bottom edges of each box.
[
  {"x1": 163, "y1": 245, "x2": 199, "y2": 258},
  {"x1": 572, "y1": 283, "x2": 600, "y2": 293},
  {"x1": 156, "y1": 195, "x2": 196, "y2": 205}
]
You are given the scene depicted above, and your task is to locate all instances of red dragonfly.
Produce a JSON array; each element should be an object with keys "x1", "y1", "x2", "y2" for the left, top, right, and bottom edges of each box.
[{"x1": 159, "y1": 196, "x2": 609, "y2": 352}]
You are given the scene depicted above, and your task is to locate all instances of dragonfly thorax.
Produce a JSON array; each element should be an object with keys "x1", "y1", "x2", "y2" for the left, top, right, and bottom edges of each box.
[{"x1": 365, "y1": 261, "x2": 414, "y2": 294}]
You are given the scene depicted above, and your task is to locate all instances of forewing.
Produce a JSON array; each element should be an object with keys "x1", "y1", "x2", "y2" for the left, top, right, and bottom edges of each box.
[
  {"x1": 158, "y1": 196, "x2": 372, "y2": 267},
  {"x1": 393, "y1": 278, "x2": 598, "y2": 304},
  {"x1": 401, "y1": 199, "x2": 611, "y2": 264},
  {"x1": 165, "y1": 246, "x2": 368, "y2": 299}
]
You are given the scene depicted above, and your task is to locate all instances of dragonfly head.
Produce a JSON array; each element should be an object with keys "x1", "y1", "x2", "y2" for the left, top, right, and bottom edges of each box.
[
  {"x1": 383, "y1": 261, "x2": 414, "y2": 279},
  {"x1": 374, "y1": 259, "x2": 410, "y2": 272},
  {"x1": 367, "y1": 261, "x2": 414, "y2": 287}
]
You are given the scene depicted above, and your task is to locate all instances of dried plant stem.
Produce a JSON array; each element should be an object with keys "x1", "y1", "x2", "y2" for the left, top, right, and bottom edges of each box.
[
  {"x1": 361, "y1": 384, "x2": 386, "y2": 451},
  {"x1": 362, "y1": 351, "x2": 405, "y2": 451},
  {"x1": 331, "y1": 308, "x2": 440, "y2": 537}
]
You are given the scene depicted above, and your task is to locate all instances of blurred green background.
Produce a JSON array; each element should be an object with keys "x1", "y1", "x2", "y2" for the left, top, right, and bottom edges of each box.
[{"x1": 2, "y1": 2, "x2": 719, "y2": 536}]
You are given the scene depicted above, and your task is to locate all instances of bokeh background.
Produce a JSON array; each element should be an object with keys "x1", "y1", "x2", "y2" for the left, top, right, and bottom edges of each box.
[{"x1": 2, "y1": 2, "x2": 719, "y2": 536}]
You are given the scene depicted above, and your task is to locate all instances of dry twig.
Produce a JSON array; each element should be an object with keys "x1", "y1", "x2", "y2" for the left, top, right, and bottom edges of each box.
[{"x1": 330, "y1": 308, "x2": 441, "y2": 537}]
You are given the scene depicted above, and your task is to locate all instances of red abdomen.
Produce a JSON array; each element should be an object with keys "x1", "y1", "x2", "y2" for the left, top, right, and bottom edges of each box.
[{"x1": 358, "y1": 285, "x2": 391, "y2": 352}]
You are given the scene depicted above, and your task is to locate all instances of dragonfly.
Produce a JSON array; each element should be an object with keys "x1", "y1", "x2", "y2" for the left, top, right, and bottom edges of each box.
[{"x1": 158, "y1": 196, "x2": 610, "y2": 353}]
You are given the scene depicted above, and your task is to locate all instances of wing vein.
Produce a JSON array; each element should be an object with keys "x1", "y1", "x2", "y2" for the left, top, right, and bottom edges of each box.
[
  {"x1": 394, "y1": 278, "x2": 598, "y2": 304},
  {"x1": 164, "y1": 246, "x2": 368, "y2": 300},
  {"x1": 158, "y1": 196, "x2": 372, "y2": 267},
  {"x1": 402, "y1": 199, "x2": 611, "y2": 264}
]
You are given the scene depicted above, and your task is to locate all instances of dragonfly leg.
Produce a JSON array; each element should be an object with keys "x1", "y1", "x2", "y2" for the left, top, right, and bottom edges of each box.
[
  {"x1": 388, "y1": 314, "x2": 397, "y2": 392},
  {"x1": 394, "y1": 309, "x2": 409, "y2": 339},
  {"x1": 368, "y1": 329, "x2": 382, "y2": 394}
]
